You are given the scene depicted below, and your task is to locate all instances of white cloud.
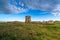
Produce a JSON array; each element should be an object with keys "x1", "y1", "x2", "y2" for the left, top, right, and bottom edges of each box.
[
  {"x1": 19, "y1": 2, "x2": 24, "y2": 7},
  {"x1": 8, "y1": 4, "x2": 28, "y2": 13},
  {"x1": 51, "y1": 4, "x2": 60, "y2": 16},
  {"x1": 18, "y1": 0, "x2": 60, "y2": 16},
  {"x1": 1, "y1": 0, "x2": 60, "y2": 15}
]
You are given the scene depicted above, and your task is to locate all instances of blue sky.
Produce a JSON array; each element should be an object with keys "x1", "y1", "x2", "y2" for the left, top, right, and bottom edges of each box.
[{"x1": 0, "y1": 0, "x2": 60, "y2": 22}]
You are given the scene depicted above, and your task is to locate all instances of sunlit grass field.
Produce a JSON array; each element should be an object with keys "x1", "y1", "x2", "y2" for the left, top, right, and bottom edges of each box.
[{"x1": 0, "y1": 21, "x2": 60, "y2": 40}]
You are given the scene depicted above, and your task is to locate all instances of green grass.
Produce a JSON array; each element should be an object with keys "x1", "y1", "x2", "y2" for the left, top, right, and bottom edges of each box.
[{"x1": 0, "y1": 22, "x2": 60, "y2": 40}]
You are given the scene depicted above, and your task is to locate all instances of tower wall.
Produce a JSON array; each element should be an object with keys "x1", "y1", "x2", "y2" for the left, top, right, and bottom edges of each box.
[{"x1": 25, "y1": 16, "x2": 31, "y2": 23}]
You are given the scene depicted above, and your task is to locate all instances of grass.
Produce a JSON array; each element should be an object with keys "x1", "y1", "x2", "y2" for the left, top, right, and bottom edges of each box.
[{"x1": 0, "y1": 22, "x2": 60, "y2": 40}]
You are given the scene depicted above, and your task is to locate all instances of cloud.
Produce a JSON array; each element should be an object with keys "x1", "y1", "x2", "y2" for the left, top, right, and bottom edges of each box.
[
  {"x1": 18, "y1": 0, "x2": 60, "y2": 16},
  {"x1": 8, "y1": 4, "x2": 28, "y2": 13},
  {"x1": 0, "y1": 0, "x2": 11, "y2": 14},
  {"x1": 0, "y1": 0, "x2": 60, "y2": 15},
  {"x1": 51, "y1": 4, "x2": 60, "y2": 16},
  {"x1": 0, "y1": 0, "x2": 27, "y2": 14}
]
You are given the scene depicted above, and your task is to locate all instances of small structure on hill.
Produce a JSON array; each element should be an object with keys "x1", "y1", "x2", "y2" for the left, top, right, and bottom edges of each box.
[
  {"x1": 47, "y1": 20, "x2": 54, "y2": 23},
  {"x1": 25, "y1": 16, "x2": 31, "y2": 23}
]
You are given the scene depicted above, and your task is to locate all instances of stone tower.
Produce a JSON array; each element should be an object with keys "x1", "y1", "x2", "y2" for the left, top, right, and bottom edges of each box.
[{"x1": 25, "y1": 16, "x2": 31, "y2": 23}]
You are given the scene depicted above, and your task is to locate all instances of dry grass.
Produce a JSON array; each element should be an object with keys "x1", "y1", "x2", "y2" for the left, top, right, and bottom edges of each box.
[{"x1": 0, "y1": 22, "x2": 60, "y2": 40}]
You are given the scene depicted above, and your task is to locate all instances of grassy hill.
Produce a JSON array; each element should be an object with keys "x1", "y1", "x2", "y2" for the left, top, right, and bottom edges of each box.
[{"x1": 0, "y1": 22, "x2": 60, "y2": 40}]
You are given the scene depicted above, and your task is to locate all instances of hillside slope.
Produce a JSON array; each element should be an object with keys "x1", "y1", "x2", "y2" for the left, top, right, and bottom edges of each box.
[{"x1": 0, "y1": 22, "x2": 60, "y2": 40}]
